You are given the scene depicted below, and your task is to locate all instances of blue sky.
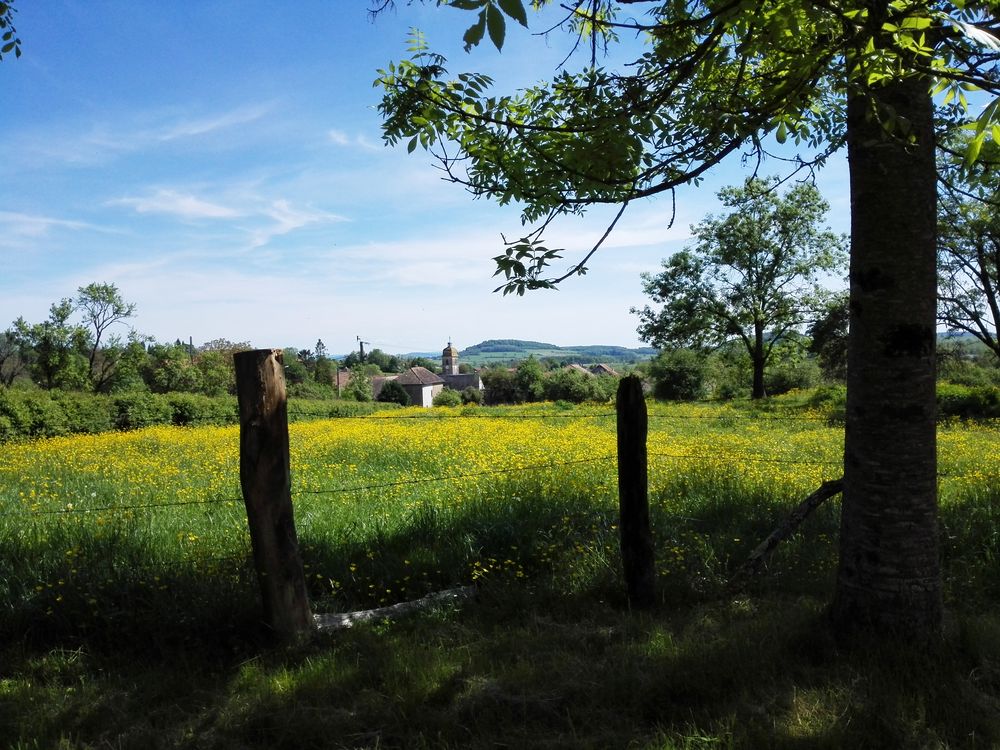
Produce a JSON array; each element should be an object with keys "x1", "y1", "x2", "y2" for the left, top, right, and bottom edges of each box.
[{"x1": 0, "y1": 1, "x2": 849, "y2": 355}]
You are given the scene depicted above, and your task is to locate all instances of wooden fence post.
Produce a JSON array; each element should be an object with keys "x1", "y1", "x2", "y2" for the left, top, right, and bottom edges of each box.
[
  {"x1": 234, "y1": 349, "x2": 313, "y2": 639},
  {"x1": 616, "y1": 375, "x2": 656, "y2": 609}
]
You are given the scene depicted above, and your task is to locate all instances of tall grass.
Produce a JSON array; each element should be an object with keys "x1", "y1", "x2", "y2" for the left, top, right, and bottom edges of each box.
[{"x1": 1, "y1": 398, "x2": 999, "y2": 747}]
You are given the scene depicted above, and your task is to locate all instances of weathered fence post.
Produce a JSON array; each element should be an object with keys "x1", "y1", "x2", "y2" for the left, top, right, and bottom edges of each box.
[
  {"x1": 616, "y1": 375, "x2": 656, "y2": 609},
  {"x1": 234, "y1": 349, "x2": 313, "y2": 639}
]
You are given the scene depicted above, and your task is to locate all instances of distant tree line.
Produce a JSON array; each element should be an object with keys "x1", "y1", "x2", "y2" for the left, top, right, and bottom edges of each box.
[{"x1": 0, "y1": 283, "x2": 344, "y2": 400}]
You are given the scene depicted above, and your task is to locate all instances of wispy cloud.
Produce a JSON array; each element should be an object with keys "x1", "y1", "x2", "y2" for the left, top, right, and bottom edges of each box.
[
  {"x1": 109, "y1": 190, "x2": 243, "y2": 220},
  {"x1": 246, "y1": 200, "x2": 349, "y2": 249},
  {"x1": 0, "y1": 210, "x2": 117, "y2": 238},
  {"x1": 328, "y1": 128, "x2": 381, "y2": 151},
  {"x1": 10, "y1": 102, "x2": 280, "y2": 169},
  {"x1": 157, "y1": 104, "x2": 275, "y2": 142}
]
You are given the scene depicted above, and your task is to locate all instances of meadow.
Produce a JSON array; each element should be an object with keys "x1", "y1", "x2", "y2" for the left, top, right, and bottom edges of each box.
[{"x1": 2, "y1": 396, "x2": 1000, "y2": 748}]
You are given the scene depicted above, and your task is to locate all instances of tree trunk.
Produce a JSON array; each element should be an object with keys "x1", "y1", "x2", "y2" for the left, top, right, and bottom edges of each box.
[
  {"x1": 751, "y1": 320, "x2": 766, "y2": 400},
  {"x1": 831, "y1": 75, "x2": 942, "y2": 637}
]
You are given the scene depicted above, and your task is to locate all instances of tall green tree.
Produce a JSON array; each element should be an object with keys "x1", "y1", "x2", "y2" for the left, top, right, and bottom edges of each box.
[
  {"x1": 0, "y1": 329, "x2": 24, "y2": 387},
  {"x1": 11, "y1": 300, "x2": 89, "y2": 390},
  {"x1": 634, "y1": 177, "x2": 845, "y2": 399},
  {"x1": 937, "y1": 144, "x2": 1000, "y2": 360},
  {"x1": 76, "y1": 282, "x2": 137, "y2": 392},
  {"x1": 374, "y1": 0, "x2": 1000, "y2": 636},
  {"x1": 808, "y1": 292, "x2": 851, "y2": 381}
]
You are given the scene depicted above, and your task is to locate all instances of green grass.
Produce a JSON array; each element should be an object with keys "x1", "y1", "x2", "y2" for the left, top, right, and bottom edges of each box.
[{"x1": 1, "y1": 395, "x2": 999, "y2": 748}]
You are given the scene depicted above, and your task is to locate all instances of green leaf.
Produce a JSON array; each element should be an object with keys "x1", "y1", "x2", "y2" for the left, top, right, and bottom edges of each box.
[
  {"x1": 448, "y1": 0, "x2": 487, "y2": 9},
  {"x1": 486, "y1": 4, "x2": 505, "y2": 51},
  {"x1": 462, "y1": 11, "x2": 487, "y2": 51},
  {"x1": 965, "y1": 131, "x2": 985, "y2": 167},
  {"x1": 497, "y1": 0, "x2": 528, "y2": 27},
  {"x1": 407, "y1": 136, "x2": 419, "y2": 153}
]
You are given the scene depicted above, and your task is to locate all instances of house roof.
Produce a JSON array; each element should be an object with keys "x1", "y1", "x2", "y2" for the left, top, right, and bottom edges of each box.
[
  {"x1": 395, "y1": 366, "x2": 444, "y2": 386},
  {"x1": 590, "y1": 363, "x2": 619, "y2": 377}
]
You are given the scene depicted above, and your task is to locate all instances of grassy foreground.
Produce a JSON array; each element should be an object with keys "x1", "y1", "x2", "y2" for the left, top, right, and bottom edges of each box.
[{"x1": 1, "y1": 396, "x2": 999, "y2": 748}]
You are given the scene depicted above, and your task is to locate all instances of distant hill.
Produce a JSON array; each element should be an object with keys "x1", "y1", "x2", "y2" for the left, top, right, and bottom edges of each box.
[{"x1": 456, "y1": 339, "x2": 657, "y2": 367}]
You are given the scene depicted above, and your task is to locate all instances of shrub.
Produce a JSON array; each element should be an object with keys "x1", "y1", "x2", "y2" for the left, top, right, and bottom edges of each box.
[
  {"x1": 765, "y1": 357, "x2": 822, "y2": 396},
  {"x1": 112, "y1": 392, "x2": 173, "y2": 430},
  {"x1": 378, "y1": 380, "x2": 411, "y2": 407},
  {"x1": 482, "y1": 368, "x2": 517, "y2": 405},
  {"x1": 51, "y1": 391, "x2": 115, "y2": 434},
  {"x1": 807, "y1": 383, "x2": 847, "y2": 425},
  {"x1": 433, "y1": 388, "x2": 462, "y2": 407},
  {"x1": 166, "y1": 393, "x2": 238, "y2": 426},
  {"x1": 590, "y1": 374, "x2": 619, "y2": 402},
  {"x1": 460, "y1": 386, "x2": 483, "y2": 405},
  {"x1": 937, "y1": 383, "x2": 1000, "y2": 421},
  {"x1": 287, "y1": 380, "x2": 335, "y2": 400},
  {"x1": 0, "y1": 388, "x2": 33, "y2": 441},
  {"x1": 543, "y1": 368, "x2": 594, "y2": 403},
  {"x1": 649, "y1": 349, "x2": 707, "y2": 401}
]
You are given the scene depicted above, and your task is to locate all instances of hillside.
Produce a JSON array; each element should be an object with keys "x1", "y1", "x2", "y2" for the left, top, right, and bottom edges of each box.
[{"x1": 456, "y1": 339, "x2": 657, "y2": 367}]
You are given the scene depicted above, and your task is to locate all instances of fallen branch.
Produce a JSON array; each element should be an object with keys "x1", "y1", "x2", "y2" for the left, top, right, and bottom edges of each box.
[
  {"x1": 314, "y1": 586, "x2": 476, "y2": 632},
  {"x1": 733, "y1": 478, "x2": 844, "y2": 582}
]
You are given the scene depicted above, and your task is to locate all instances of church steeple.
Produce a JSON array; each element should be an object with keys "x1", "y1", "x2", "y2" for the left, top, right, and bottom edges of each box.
[{"x1": 442, "y1": 341, "x2": 459, "y2": 375}]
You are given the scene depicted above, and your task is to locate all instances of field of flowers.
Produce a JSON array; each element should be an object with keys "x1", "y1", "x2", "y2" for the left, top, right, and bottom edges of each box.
[{"x1": 1, "y1": 399, "x2": 998, "y2": 642}]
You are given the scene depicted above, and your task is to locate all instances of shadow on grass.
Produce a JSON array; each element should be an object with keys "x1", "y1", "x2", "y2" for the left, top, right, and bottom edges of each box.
[{"x1": 2, "y1": 484, "x2": 1000, "y2": 748}]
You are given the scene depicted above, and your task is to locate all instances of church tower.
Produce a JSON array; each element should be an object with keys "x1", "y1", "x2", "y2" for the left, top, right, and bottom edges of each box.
[{"x1": 442, "y1": 341, "x2": 459, "y2": 376}]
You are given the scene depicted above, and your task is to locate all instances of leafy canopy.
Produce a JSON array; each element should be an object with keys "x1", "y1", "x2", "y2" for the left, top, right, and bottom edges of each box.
[
  {"x1": 633, "y1": 176, "x2": 845, "y2": 391},
  {"x1": 375, "y1": 0, "x2": 1000, "y2": 293}
]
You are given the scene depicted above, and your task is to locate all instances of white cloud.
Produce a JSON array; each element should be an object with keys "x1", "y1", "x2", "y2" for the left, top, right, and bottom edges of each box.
[
  {"x1": 9, "y1": 103, "x2": 279, "y2": 169},
  {"x1": 109, "y1": 190, "x2": 243, "y2": 219},
  {"x1": 0, "y1": 210, "x2": 113, "y2": 238},
  {"x1": 328, "y1": 128, "x2": 381, "y2": 151},
  {"x1": 157, "y1": 104, "x2": 275, "y2": 142}
]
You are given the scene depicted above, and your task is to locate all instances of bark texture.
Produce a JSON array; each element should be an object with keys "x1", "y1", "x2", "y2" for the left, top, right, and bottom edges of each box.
[
  {"x1": 235, "y1": 349, "x2": 314, "y2": 639},
  {"x1": 832, "y1": 75, "x2": 942, "y2": 636},
  {"x1": 616, "y1": 375, "x2": 656, "y2": 608}
]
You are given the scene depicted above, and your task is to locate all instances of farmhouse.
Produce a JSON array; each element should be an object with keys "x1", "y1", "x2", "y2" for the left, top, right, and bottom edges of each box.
[
  {"x1": 369, "y1": 343, "x2": 484, "y2": 407},
  {"x1": 393, "y1": 366, "x2": 445, "y2": 408}
]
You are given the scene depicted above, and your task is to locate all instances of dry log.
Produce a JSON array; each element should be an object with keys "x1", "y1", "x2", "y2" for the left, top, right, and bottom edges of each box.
[
  {"x1": 314, "y1": 586, "x2": 476, "y2": 631},
  {"x1": 734, "y1": 478, "x2": 844, "y2": 581}
]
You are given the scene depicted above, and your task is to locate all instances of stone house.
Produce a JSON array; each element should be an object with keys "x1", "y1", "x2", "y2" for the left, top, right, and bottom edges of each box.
[
  {"x1": 394, "y1": 366, "x2": 445, "y2": 408},
  {"x1": 369, "y1": 342, "x2": 484, "y2": 407}
]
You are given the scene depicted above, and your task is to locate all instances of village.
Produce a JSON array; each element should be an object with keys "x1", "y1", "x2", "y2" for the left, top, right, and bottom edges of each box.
[{"x1": 334, "y1": 342, "x2": 621, "y2": 407}]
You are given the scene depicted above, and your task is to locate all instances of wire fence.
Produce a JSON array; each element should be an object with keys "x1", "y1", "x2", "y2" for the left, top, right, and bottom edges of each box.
[
  {"x1": 5, "y1": 404, "x2": 998, "y2": 627},
  {"x1": 8, "y1": 423, "x2": 993, "y2": 521}
]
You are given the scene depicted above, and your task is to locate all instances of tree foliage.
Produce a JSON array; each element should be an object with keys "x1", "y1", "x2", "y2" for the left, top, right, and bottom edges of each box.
[
  {"x1": 634, "y1": 177, "x2": 845, "y2": 398},
  {"x1": 378, "y1": 379, "x2": 411, "y2": 406},
  {"x1": 76, "y1": 283, "x2": 137, "y2": 392},
  {"x1": 0, "y1": 1, "x2": 20, "y2": 61},
  {"x1": 808, "y1": 291, "x2": 850, "y2": 381},
  {"x1": 937, "y1": 142, "x2": 1000, "y2": 360},
  {"x1": 376, "y1": 1, "x2": 1000, "y2": 292}
]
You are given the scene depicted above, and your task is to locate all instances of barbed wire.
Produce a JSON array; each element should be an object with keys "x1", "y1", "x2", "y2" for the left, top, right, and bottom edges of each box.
[
  {"x1": 13, "y1": 450, "x2": 999, "y2": 519},
  {"x1": 650, "y1": 451, "x2": 842, "y2": 467},
  {"x1": 293, "y1": 455, "x2": 617, "y2": 498},
  {"x1": 17, "y1": 496, "x2": 239, "y2": 516},
  {"x1": 293, "y1": 411, "x2": 617, "y2": 421}
]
